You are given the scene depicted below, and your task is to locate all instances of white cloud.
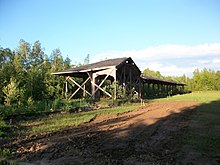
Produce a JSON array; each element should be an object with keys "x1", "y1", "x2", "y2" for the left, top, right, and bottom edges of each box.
[
  {"x1": 92, "y1": 43, "x2": 220, "y2": 77},
  {"x1": 93, "y1": 43, "x2": 220, "y2": 62},
  {"x1": 197, "y1": 60, "x2": 210, "y2": 64},
  {"x1": 212, "y1": 58, "x2": 220, "y2": 64},
  {"x1": 144, "y1": 62, "x2": 196, "y2": 77}
]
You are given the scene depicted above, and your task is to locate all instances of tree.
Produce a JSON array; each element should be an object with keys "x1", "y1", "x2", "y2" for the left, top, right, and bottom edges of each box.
[
  {"x1": 142, "y1": 68, "x2": 163, "y2": 79},
  {"x1": 2, "y1": 78, "x2": 22, "y2": 105},
  {"x1": 84, "y1": 54, "x2": 90, "y2": 65},
  {"x1": 192, "y1": 68, "x2": 220, "y2": 91},
  {"x1": 45, "y1": 49, "x2": 66, "y2": 99},
  {"x1": 26, "y1": 41, "x2": 46, "y2": 101},
  {"x1": 0, "y1": 48, "x2": 15, "y2": 104}
]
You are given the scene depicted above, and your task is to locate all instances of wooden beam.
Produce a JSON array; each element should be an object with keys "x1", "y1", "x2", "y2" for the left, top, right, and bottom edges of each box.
[
  {"x1": 68, "y1": 77, "x2": 92, "y2": 100},
  {"x1": 87, "y1": 72, "x2": 112, "y2": 98},
  {"x1": 65, "y1": 76, "x2": 68, "y2": 99},
  {"x1": 93, "y1": 67, "x2": 115, "y2": 94}
]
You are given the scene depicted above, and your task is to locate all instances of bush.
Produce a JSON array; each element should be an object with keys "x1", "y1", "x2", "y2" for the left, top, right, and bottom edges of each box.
[
  {"x1": 108, "y1": 98, "x2": 134, "y2": 107},
  {"x1": 0, "y1": 100, "x2": 51, "y2": 118},
  {"x1": 0, "y1": 117, "x2": 8, "y2": 137},
  {"x1": 52, "y1": 98, "x2": 63, "y2": 110}
]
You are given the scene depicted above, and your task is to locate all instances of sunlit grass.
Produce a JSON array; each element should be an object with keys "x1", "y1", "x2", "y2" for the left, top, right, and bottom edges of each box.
[
  {"x1": 186, "y1": 99, "x2": 220, "y2": 157},
  {"x1": 165, "y1": 91, "x2": 220, "y2": 161},
  {"x1": 19, "y1": 104, "x2": 140, "y2": 135},
  {"x1": 154, "y1": 91, "x2": 220, "y2": 103}
]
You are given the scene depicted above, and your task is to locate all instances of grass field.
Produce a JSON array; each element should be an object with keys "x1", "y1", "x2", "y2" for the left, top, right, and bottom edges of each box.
[
  {"x1": 16, "y1": 91, "x2": 220, "y2": 136},
  {"x1": 184, "y1": 92, "x2": 220, "y2": 161},
  {"x1": 155, "y1": 91, "x2": 220, "y2": 103},
  {"x1": 161, "y1": 91, "x2": 220, "y2": 162},
  {"x1": 4, "y1": 91, "x2": 220, "y2": 163},
  {"x1": 17, "y1": 104, "x2": 140, "y2": 135}
]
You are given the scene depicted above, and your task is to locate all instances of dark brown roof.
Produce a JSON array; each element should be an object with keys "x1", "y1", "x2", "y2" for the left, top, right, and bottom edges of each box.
[
  {"x1": 141, "y1": 76, "x2": 185, "y2": 86},
  {"x1": 52, "y1": 57, "x2": 129, "y2": 76}
]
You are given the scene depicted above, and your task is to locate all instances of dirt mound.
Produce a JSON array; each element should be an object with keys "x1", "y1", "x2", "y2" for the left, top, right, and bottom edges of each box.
[{"x1": 7, "y1": 101, "x2": 199, "y2": 164}]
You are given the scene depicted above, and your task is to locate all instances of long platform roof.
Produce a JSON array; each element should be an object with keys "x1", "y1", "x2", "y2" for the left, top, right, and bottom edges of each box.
[
  {"x1": 52, "y1": 57, "x2": 129, "y2": 77},
  {"x1": 52, "y1": 57, "x2": 185, "y2": 86},
  {"x1": 142, "y1": 76, "x2": 185, "y2": 86}
]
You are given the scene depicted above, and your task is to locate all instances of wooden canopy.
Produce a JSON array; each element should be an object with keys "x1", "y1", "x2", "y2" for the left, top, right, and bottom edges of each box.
[
  {"x1": 52, "y1": 57, "x2": 129, "y2": 77},
  {"x1": 141, "y1": 76, "x2": 185, "y2": 98},
  {"x1": 53, "y1": 57, "x2": 185, "y2": 100},
  {"x1": 52, "y1": 57, "x2": 142, "y2": 100},
  {"x1": 142, "y1": 76, "x2": 185, "y2": 86}
]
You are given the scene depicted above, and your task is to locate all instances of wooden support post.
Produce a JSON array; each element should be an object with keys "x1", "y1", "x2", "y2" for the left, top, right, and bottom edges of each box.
[
  {"x1": 172, "y1": 85, "x2": 176, "y2": 95},
  {"x1": 157, "y1": 83, "x2": 160, "y2": 96},
  {"x1": 83, "y1": 84, "x2": 86, "y2": 97},
  {"x1": 129, "y1": 68, "x2": 132, "y2": 89},
  {"x1": 71, "y1": 77, "x2": 90, "y2": 99},
  {"x1": 87, "y1": 72, "x2": 96, "y2": 100},
  {"x1": 65, "y1": 76, "x2": 69, "y2": 99},
  {"x1": 68, "y1": 77, "x2": 92, "y2": 100},
  {"x1": 93, "y1": 67, "x2": 115, "y2": 94},
  {"x1": 162, "y1": 84, "x2": 165, "y2": 96},
  {"x1": 166, "y1": 84, "x2": 168, "y2": 96},
  {"x1": 123, "y1": 66, "x2": 126, "y2": 97},
  {"x1": 147, "y1": 83, "x2": 150, "y2": 97},
  {"x1": 152, "y1": 83, "x2": 155, "y2": 97},
  {"x1": 138, "y1": 78, "x2": 141, "y2": 98},
  {"x1": 87, "y1": 72, "x2": 112, "y2": 99}
]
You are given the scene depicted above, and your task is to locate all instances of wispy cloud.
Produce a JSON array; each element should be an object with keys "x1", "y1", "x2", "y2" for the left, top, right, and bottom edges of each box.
[
  {"x1": 142, "y1": 62, "x2": 196, "y2": 77},
  {"x1": 93, "y1": 43, "x2": 220, "y2": 60},
  {"x1": 92, "y1": 43, "x2": 220, "y2": 77}
]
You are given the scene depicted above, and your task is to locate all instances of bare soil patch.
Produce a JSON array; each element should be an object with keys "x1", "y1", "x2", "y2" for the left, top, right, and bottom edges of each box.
[{"x1": 5, "y1": 100, "x2": 199, "y2": 164}]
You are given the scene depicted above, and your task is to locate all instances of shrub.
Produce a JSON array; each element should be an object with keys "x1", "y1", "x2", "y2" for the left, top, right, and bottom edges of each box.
[{"x1": 0, "y1": 117, "x2": 8, "y2": 137}]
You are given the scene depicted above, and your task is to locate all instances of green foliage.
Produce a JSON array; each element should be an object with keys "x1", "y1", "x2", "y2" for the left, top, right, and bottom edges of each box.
[
  {"x1": 142, "y1": 68, "x2": 164, "y2": 79},
  {"x1": 0, "y1": 40, "x2": 220, "y2": 119},
  {"x1": 0, "y1": 101, "x2": 50, "y2": 118},
  {"x1": 0, "y1": 148, "x2": 10, "y2": 159},
  {"x1": 0, "y1": 117, "x2": 8, "y2": 137},
  {"x1": 0, "y1": 40, "x2": 71, "y2": 113},
  {"x1": 103, "y1": 82, "x2": 125, "y2": 99},
  {"x1": 142, "y1": 68, "x2": 220, "y2": 92},
  {"x1": 0, "y1": 148, "x2": 18, "y2": 165},
  {"x1": 192, "y1": 68, "x2": 220, "y2": 91},
  {"x1": 108, "y1": 98, "x2": 138, "y2": 107},
  {"x1": 83, "y1": 54, "x2": 90, "y2": 65},
  {"x1": 2, "y1": 78, "x2": 22, "y2": 106},
  {"x1": 51, "y1": 99, "x2": 93, "y2": 112}
]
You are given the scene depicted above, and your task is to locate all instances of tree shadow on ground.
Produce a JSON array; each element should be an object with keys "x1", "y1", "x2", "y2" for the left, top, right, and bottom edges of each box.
[{"x1": 3, "y1": 100, "x2": 220, "y2": 164}]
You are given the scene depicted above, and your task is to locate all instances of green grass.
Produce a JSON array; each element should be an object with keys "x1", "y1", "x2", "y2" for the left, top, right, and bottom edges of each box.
[
  {"x1": 155, "y1": 91, "x2": 220, "y2": 103},
  {"x1": 161, "y1": 91, "x2": 220, "y2": 162},
  {"x1": 186, "y1": 98, "x2": 220, "y2": 157},
  {"x1": 18, "y1": 104, "x2": 140, "y2": 135}
]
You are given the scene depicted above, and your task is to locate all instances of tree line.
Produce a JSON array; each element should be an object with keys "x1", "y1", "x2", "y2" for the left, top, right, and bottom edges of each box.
[
  {"x1": 1, "y1": 40, "x2": 220, "y2": 107},
  {"x1": 0, "y1": 39, "x2": 72, "y2": 106},
  {"x1": 142, "y1": 68, "x2": 220, "y2": 92}
]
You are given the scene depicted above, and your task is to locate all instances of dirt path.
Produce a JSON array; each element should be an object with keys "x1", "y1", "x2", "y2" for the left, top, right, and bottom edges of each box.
[{"x1": 7, "y1": 100, "x2": 199, "y2": 164}]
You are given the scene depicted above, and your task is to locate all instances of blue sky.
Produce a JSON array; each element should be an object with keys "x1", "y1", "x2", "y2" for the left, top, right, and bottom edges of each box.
[{"x1": 0, "y1": 0, "x2": 220, "y2": 77}]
